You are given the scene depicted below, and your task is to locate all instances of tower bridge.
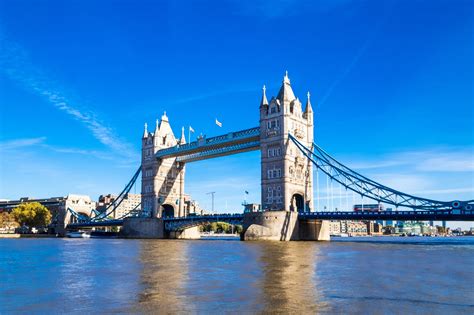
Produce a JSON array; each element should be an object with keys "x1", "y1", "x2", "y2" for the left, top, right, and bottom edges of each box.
[{"x1": 66, "y1": 72, "x2": 474, "y2": 240}]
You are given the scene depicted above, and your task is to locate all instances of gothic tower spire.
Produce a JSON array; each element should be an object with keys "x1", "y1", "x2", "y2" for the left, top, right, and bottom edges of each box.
[{"x1": 260, "y1": 85, "x2": 269, "y2": 107}]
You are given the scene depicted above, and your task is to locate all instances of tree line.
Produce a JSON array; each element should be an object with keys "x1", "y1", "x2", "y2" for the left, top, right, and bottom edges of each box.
[
  {"x1": 0, "y1": 202, "x2": 52, "y2": 230},
  {"x1": 199, "y1": 221, "x2": 243, "y2": 234}
]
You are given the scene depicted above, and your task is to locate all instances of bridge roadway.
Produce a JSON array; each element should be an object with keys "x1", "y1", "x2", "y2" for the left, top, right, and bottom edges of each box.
[{"x1": 67, "y1": 209, "x2": 474, "y2": 230}]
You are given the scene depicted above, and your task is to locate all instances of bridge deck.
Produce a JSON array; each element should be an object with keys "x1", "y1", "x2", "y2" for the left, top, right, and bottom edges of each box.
[
  {"x1": 155, "y1": 127, "x2": 260, "y2": 162},
  {"x1": 66, "y1": 210, "x2": 474, "y2": 230}
]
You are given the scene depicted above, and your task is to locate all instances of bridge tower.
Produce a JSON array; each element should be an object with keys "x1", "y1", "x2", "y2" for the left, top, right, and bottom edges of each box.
[
  {"x1": 259, "y1": 72, "x2": 314, "y2": 212},
  {"x1": 141, "y1": 112, "x2": 186, "y2": 218}
]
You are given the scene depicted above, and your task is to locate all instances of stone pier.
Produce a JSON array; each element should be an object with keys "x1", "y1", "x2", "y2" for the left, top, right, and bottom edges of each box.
[
  {"x1": 242, "y1": 210, "x2": 330, "y2": 241},
  {"x1": 121, "y1": 217, "x2": 201, "y2": 239}
]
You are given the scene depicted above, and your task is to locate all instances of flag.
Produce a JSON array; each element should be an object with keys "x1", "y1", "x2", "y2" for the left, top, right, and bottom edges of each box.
[
  {"x1": 189, "y1": 126, "x2": 195, "y2": 133},
  {"x1": 245, "y1": 191, "x2": 249, "y2": 195},
  {"x1": 215, "y1": 118, "x2": 222, "y2": 127}
]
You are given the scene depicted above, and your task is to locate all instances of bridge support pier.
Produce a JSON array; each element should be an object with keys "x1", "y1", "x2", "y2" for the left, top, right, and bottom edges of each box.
[
  {"x1": 121, "y1": 217, "x2": 165, "y2": 239},
  {"x1": 167, "y1": 226, "x2": 201, "y2": 239},
  {"x1": 242, "y1": 211, "x2": 330, "y2": 241}
]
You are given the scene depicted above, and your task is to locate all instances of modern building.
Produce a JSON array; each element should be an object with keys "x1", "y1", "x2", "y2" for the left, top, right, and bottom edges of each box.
[
  {"x1": 97, "y1": 193, "x2": 141, "y2": 219},
  {"x1": 366, "y1": 221, "x2": 383, "y2": 235}
]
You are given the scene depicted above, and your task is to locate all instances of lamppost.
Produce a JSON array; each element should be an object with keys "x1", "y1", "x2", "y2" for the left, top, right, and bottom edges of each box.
[{"x1": 207, "y1": 191, "x2": 216, "y2": 214}]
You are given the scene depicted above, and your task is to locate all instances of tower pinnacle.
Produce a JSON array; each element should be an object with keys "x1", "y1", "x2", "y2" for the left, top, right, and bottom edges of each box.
[
  {"x1": 143, "y1": 122, "x2": 148, "y2": 138},
  {"x1": 305, "y1": 91, "x2": 313, "y2": 114},
  {"x1": 180, "y1": 126, "x2": 186, "y2": 144},
  {"x1": 283, "y1": 70, "x2": 290, "y2": 84},
  {"x1": 260, "y1": 84, "x2": 268, "y2": 107}
]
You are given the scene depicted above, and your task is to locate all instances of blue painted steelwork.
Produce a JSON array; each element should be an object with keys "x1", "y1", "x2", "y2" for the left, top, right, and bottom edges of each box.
[
  {"x1": 66, "y1": 209, "x2": 474, "y2": 230},
  {"x1": 91, "y1": 166, "x2": 142, "y2": 221},
  {"x1": 155, "y1": 127, "x2": 260, "y2": 162},
  {"x1": 67, "y1": 167, "x2": 143, "y2": 228},
  {"x1": 67, "y1": 208, "x2": 90, "y2": 223},
  {"x1": 299, "y1": 210, "x2": 474, "y2": 221},
  {"x1": 67, "y1": 219, "x2": 125, "y2": 228},
  {"x1": 289, "y1": 134, "x2": 474, "y2": 211}
]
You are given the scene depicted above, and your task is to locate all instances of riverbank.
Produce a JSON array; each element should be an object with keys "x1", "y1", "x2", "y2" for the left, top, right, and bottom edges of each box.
[{"x1": 0, "y1": 233, "x2": 58, "y2": 238}]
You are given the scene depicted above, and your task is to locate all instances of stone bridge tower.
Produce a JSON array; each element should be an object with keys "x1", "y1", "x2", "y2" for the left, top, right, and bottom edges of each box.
[
  {"x1": 259, "y1": 72, "x2": 314, "y2": 212},
  {"x1": 141, "y1": 112, "x2": 186, "y2": 218}
]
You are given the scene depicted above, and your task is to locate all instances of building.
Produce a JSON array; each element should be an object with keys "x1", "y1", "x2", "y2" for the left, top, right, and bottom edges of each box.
[
  {"x1": 244, "y1": 203, "x2": 261, "y2": 213},
  {"x1": 0, "y1": 195, "x2": 95, "y2": 234},
  {"x1": 328, "y1": 221, "x2": 342, "y2": 235},
  {"x1": 396, "y1": 221, "x2": 437, "y2": 235},
  {"x1": 259, "y1": 73, "x2": 314, "y2": 212},
  {"x1": 141, "y1": 113, "x2": 187, "y2": 218},
  {"x1": 366, "y1": 221, "x2": 383, "y2": 235},
  {"x1": 346, "y1": 221, "x2": 367, "y2": 236},
  {"x1": 97, "y1": 193, "x2": 141, "y2": 219},
  {"x1": 183, "y1": 194, "x2": 206, "y2": 216}
]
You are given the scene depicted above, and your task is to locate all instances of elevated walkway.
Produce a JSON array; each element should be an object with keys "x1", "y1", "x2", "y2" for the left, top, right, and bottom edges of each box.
[{"x1": 155, "y1": 127, "x2": 260, "y2": 162}]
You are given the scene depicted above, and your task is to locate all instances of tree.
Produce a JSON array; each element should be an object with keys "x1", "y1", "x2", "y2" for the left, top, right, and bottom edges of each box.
[
  {"x1": 0, "y1": 212, "x2": 19, "y2": 229},
  {"x1": 11, "y1": 202, "x2": 52, "y2": 227}
]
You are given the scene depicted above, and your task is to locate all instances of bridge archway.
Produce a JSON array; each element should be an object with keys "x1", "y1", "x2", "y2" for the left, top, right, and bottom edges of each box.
[
  {"x1": 291, "y1": 194, "x2": 305, "y2": 212},
  {"x1": 162, "y1": 204, "x2": 175, "y2": 218}
]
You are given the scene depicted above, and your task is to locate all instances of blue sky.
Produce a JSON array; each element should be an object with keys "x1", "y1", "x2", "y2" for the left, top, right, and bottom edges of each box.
[{"x1": 0, "y1": 0, "x2": 473, "y2": 226}]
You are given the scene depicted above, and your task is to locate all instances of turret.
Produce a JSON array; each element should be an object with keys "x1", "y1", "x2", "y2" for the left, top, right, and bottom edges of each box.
[
  {"x1": 260, "y1": 85, "x2": 269, "y2": 107},
  {"x1": 153, "y1": 118, "x2": 159, "y2": 137},
  {"x1": 179, "y1": 126, "x2": 186, "y2": 145},
  {"x1": 304, "y1": 91, "x2": 313, "y2": 118},
  {"x1": 142, "y1": 123, "x2": 149, "y2": 138}
]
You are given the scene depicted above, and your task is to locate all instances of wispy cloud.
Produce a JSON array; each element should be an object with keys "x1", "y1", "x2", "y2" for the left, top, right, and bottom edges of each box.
[
  {"x1": 0, "y1": 136, "x2": 120, "y2": 162},
  {"x1": 0, "y1": 35, "x2": 138, "y2": 162},
  {"x1": 348, "y1": 147, "x2": 474, "y2": 173},
  {"x1": 0, "y1": 137, "x2": 47, "y2": 150}
]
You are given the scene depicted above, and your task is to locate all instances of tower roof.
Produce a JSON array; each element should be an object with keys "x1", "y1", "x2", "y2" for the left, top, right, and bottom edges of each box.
[{"x1": 276, "y1": 71, "x2": 296, "y2": 103}]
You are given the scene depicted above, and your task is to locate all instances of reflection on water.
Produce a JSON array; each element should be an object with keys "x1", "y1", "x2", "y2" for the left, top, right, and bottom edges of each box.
[
  {"x1": 134, "y1": 240, "x2": 192, "y2": 313},
  {"x1": 133, "y1": 241, "x2": 328, "y2": 313},
  {"x1": 256, "y1": 242, "x2": 328, "y2": 313},
  {"x1": 1, "y1": 237, "x2": 473, "y2": 314}
]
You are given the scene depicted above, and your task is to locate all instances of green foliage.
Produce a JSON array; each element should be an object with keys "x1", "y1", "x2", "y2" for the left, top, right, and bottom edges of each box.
[
  {"x1": 200, "y1": 221, "x2": 243, "y2": 234},
  {"x1": 0, "y1": 212, "x2": 19, "y2": 228},
  {"x1": 11, "y1": 202, "x2": 52, "y2": 227}
]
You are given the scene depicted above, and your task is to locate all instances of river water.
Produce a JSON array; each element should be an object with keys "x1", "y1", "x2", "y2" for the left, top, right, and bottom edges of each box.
[{"x1": 1, "y1": 237, "x2": 473, "y2": 314}]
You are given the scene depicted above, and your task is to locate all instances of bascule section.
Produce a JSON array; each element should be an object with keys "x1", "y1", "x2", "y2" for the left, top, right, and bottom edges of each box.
[{"x1": 141, "y1": 112, "x2": 186, "y2": 219}]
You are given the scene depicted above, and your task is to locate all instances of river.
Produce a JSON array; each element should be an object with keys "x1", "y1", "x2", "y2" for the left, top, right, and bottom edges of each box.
[{"x1": 1, "y1": 237, "x2": 473, "y2": 314}]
